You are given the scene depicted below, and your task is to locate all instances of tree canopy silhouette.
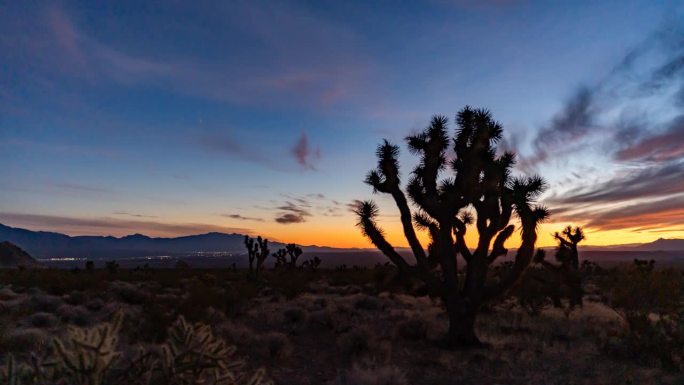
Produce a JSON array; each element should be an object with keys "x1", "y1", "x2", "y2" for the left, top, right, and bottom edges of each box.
[{"x1": 356, "y1": 106, "x2": 549, "y2": 346}]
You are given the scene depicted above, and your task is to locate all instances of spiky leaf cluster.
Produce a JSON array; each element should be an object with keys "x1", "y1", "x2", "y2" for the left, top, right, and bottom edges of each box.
[{"x1": 357, "y1": 107, "x2": 550, "y2": 344}]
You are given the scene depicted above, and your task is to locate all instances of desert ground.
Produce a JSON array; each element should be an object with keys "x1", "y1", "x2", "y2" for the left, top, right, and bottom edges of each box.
[{"x1": 0, "y1": 263, "x2": 682, "y2": 385}]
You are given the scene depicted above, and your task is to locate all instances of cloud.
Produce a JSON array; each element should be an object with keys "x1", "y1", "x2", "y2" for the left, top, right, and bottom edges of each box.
[
  {"x1": 1, "y1": 3, "x2": 376, "y2": 111},
  {"x1": 555, "y1": 161, "x2": 684, "y2": 205},
  {"x1": 273, "y1": 200, "x2": 312, "y2": 224},
  {"x1": 222, "y1": 214, "x2": 265, "y2": 222},
  {"x1": 275, "y1": 213, "x2": 307, "y2": 224},
  {"x1": 199, "y1": 134, "x2": 282, "y2": 170},
  {"x1": 113, "y1": 211, "x2": 158, "y2": 218},
  {"x1": 614, "y1": 116, "x2": 684, "y2": 163},
  {"x1": 0, "y1": 212, "x2": 252, "y2": 237},
  {"x1": 291, "y1": 133, "x2": 321, "y2": 170},
  {"x1": 522, "y1": 19, "x2": 684, "y2": 170},
  {"x1": 521, "y1": 88, "x2": 595, "y2": 169},
  {"x1": 554, "y1": 194, "x2": 684, "y2": 232}
]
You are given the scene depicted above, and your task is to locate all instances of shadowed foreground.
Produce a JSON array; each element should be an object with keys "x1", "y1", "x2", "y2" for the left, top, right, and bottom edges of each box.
[{"x1": 0, "y1": 265, "x2": 682, "y2": 384}]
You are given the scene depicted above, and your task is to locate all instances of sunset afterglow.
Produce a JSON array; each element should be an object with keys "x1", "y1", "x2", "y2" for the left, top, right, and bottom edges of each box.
[{"x1": 1, "y1": 1, "x2": 683, "y2": 249}]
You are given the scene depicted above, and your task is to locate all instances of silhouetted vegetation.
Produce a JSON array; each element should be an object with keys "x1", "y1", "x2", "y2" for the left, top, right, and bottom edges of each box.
[
  {"x1": 512, "y1": 226, "x2": 585, "y2": 315},
  {"x1": 356, "y1": 107, "x2": 549, "y2": 346},
  {"x1": 245, "y1": 236, "x2": 270, "y2": 279}
]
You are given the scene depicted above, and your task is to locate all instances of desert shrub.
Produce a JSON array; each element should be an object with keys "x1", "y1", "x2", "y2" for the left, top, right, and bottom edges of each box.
[
  {"x1": 353, "y1": 295, "x2": 382, "y2": 311},
  {"x1": 0, "y1": 287, "x2": 18, "y2": 300},
  {"x1": 56, "y1": 304, "x2": 92, "y2": 326},
  {"x1": 308, "y1": 309, "x2": 334, "y2": 331},
  {"x1": 222, "y1": 280, "x2": 259, "y2": 318},
  {"x1": 282, "y1": 306, "x2": 307, "y2": 324},
  {"x1": 258, "y1": 331, "x2": 292, "y2": 360},
  {"x1": 64, "y1": 290, "x2": 88, "y2": 306},
  {"x1": 132, "y1": 302, "x2": 175, "y2": 343},
  {"x1": 332, "y1": 362, "x2": 408, "y2": 385},
  {"x1": 0, "y1": 328, "x2": 49, "y2": 353},
  {"x1": 337, "y1": 327, "x2": 372, "y2": 359},
  {"x1": 105, "y1": 260, "x2": 119, "y2": 275},
  {"x1": 394, "y1": 317, "x2": 427, "y2": 341},
  {"x1": 178, "y1": 281, "x2": 241, "y2": 321},
  {"x1": 26, "y1": 312, "x2": 59, "y2": 328},
  {"x1": 85, "y1": 298, "x2": 105, "y2": 311},
  {"x1": 596, "y1": 263, "x2": 684, "y2": 370},
  {"x1": 110, "y1": 281, "x2": 150, "y2": 305},
  {"x1": 29, "y1": 293, "x2": 63, "y2": 313}
]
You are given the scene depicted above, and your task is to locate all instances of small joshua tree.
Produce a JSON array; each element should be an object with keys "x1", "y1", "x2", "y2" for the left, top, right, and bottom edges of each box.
[
  {"x1": 553, "y1": 225, "x2": 584, "y2": 269},
  {"x1": 244, "y1": 236, "x2": 270, "y2": 278},
  {"x1": 356, "y1": 107, "x2": 549, "y2": 346},
  {"x1": 515, "y1": 227, "x2": 586, "y2": 314},
  {"x1": 301, "y1": 256, "x2": 322, "y2": 271},
  {"x1": 272, "y1": 244, "x2": 302, "y2": 269}
]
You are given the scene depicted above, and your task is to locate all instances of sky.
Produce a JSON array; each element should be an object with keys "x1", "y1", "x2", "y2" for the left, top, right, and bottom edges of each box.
[{"x1": 1, "y1": 0, "x2": 683, "y2": 248}]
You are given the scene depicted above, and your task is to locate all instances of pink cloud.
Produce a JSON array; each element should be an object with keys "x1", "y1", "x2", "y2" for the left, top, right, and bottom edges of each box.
[{"x1": 291, "y1": 133, "x2": 321, "y2": 170}]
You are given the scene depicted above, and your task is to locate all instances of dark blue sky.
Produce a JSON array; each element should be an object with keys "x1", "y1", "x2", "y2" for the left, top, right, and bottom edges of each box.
[{"x1": 1, "y1": 0, "x2": 682, "y2": 247}]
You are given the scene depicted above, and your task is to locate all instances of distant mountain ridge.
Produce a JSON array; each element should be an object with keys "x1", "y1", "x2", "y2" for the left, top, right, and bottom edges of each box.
[
  {"x1": 629, "y1": 238, "x2": 684, "y2": 252},
  {"x1": 1, "y1": 222, "x2": 683, "y2": 261},
  {"x1": 0, "y1": 223, "x2": 368, "y2": 259},
  {"x1": 0, "y1": 241, "x2": 41, "y2": 268}
]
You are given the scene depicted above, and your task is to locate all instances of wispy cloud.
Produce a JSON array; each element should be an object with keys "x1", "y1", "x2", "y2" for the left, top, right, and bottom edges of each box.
[
  {"x1": 521, "y1": 19, "x2": 684, "y2": 172},
  {"x1": 221, "y1": 214, "x2": 265, "y2": 222},
  {"x1": 0, "y1": 212, "x2": 251, "y2": 237},
  {"x1": 113, "y1": 211, "x2": 159, "y2": 219},
  {"x1": 1, "y1": 3, "x2": 376, "y2": 111},
  {"x1": 275, "y1": 213, "x2": 307, "y2": 224},
  {"x1": 291, "y1": 133, "x2": 321, "y2": 170},
  {"x1": 554, "y1": 194, "x2": 684, "y2": 232},
  {"x1": 199, "y1": 134, "x2": 280, "y2": 169}
]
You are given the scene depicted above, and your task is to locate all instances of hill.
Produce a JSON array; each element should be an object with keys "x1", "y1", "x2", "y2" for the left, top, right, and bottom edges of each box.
[
  {"x1": 0, "y1": 223, "x2": 369, "y2": 260},
  {"x1": 0, "y1": 241, "x2": 41, "y2": 268},
  {"x1": 630, "y1": 238, "x2": 684, "y2": 252}
]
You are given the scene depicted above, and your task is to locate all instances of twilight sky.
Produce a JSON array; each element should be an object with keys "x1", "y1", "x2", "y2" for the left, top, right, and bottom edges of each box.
[{"x1": 1, "y1": 0, "x2": 683, "y2": 248}]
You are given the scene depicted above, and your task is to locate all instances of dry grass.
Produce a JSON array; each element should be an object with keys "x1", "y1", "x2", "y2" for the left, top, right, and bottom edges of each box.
[{"x1": 0, "y1": 267, "x2": 682, "y2": 384}]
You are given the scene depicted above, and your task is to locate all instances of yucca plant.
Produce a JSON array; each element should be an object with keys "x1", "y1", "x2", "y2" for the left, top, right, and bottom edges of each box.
[{"x1": 356, "y1": 107, "x2": 549, "y2": 346}]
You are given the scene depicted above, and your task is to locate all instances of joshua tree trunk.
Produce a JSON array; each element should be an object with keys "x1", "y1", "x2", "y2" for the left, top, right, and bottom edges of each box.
[
  {"x1": 446, "y1": 297, "x2": 480, "y2": 346},
  {"x1": 356, "y1": 107, "x2": 549, "y2": 347}
]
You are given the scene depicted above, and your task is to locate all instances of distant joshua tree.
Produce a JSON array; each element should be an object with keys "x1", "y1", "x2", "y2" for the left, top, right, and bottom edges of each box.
[
  {"x1": 553, "y1": 225, "x2": 584, "y2": 269},
  {"x1": 244, "y1": 236, "x2": 270, "y2": 278},
  {"x1": 356, "y1": 107, "x2": 549, "y2": 347},
  {"x1": 516, "y1": 226, "x2": 586, "y2": 314},
  {"x1": 273, "y1": 244, "x2": 303, "y2": 269}
]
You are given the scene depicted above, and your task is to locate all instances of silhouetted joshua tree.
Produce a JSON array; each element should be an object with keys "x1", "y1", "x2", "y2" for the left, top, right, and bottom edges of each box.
[
  {"x1": 516, "y1": 227, "x2": 586, "y2": 314},
  {"x1": 273, "y1": 243, "x2": 303, "y2": 269},
  {"x1": 356, "y1": 107, "x2": 549, "y2": 347},
  {"x1": 553, "y1": 225, "x2": 584, "y2": 269},
  {"x1": 244, "y1": 235, "x2": 270, "y2": 278}
]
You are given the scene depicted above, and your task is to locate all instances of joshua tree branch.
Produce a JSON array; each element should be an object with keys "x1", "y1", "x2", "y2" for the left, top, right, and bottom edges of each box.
[
  {"x1": 359, "y1": 213, "x2": 412, "y2": 272},
  {"x1": 488, "y1": 224, "x2": 514, "y2": 263},
  {"x1": 390, "y1": 188, "x2": 429, "y2": 269}
]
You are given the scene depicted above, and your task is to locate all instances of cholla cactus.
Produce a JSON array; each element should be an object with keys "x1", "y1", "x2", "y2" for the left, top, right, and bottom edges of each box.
[
  {"x1": 159, "y1": 315, "x2": 270, "y2": 385},
  {"x1": 52, "y1": 311, "x2": 124, "y2": 385}
]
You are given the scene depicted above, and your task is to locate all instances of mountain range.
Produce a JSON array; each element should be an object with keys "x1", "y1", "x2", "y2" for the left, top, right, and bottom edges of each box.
[
  {"x1": 0, "y1": 223, "x2": 356, "y2": 259},
  {"x1": 1, "y1": 222, "x2": 683, "y2": 264}
]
